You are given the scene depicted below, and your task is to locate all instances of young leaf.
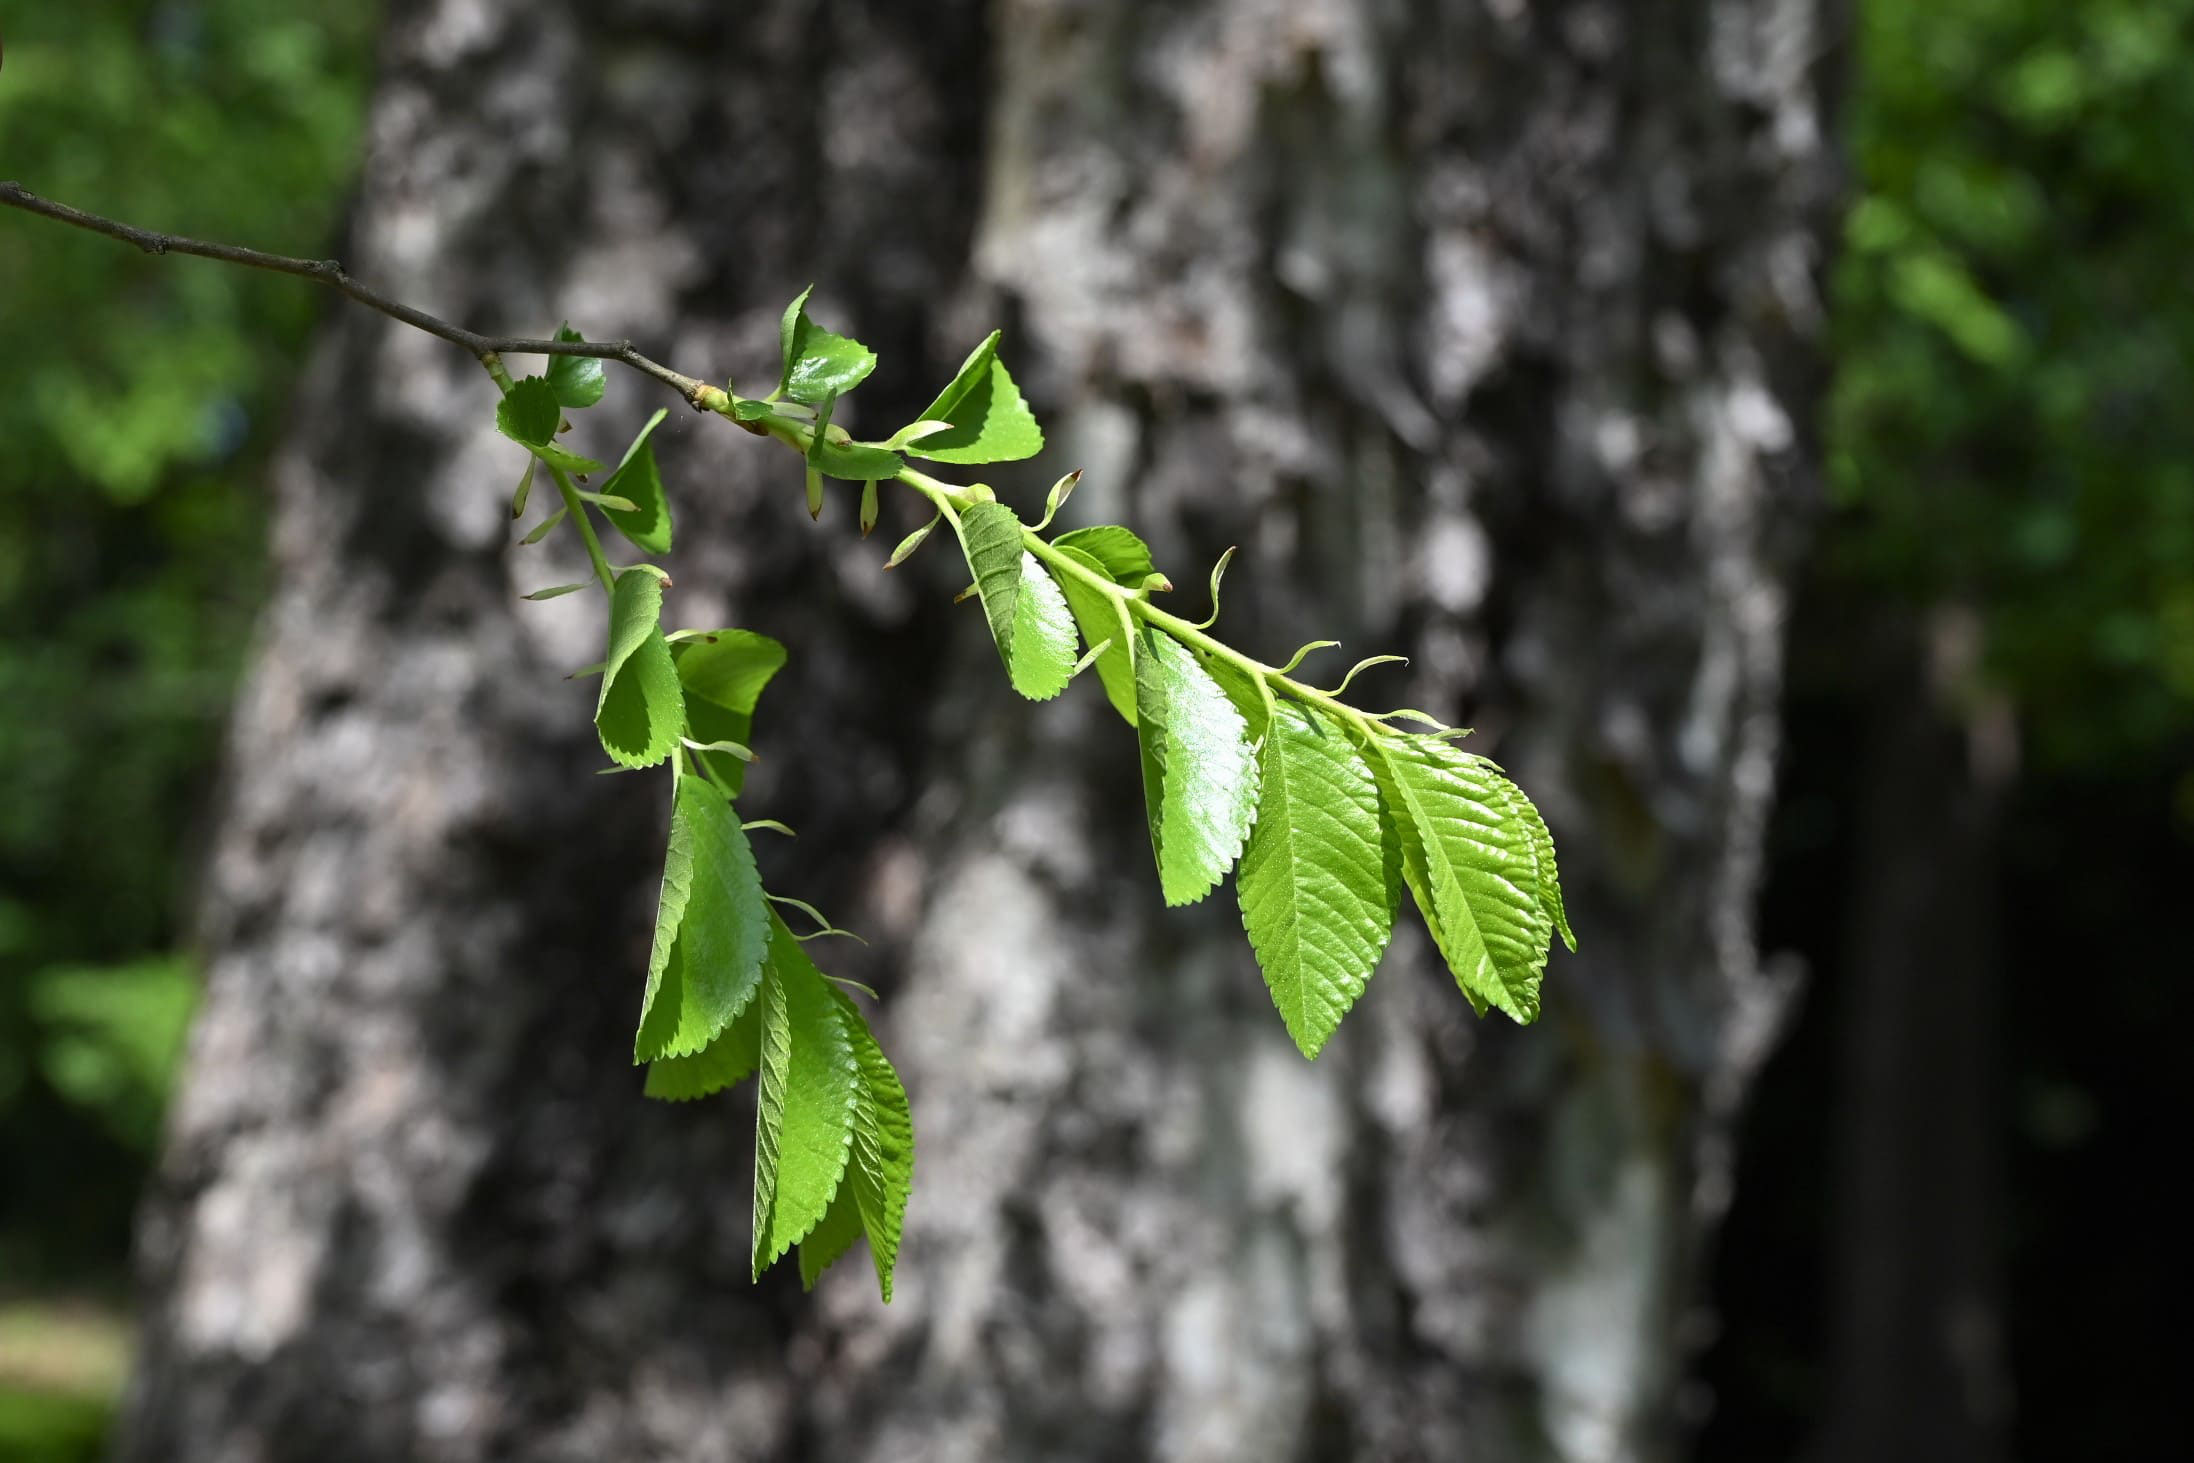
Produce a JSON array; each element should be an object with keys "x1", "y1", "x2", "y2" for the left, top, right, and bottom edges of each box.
[
  {"x1": 595, "y1": 570, "x2": 684, "y2": 769},
  {"x1": 777, "y1": 285, "x2": 878, "y2": 406},
  {"x1": 644, "y1": 997, "x2": 762, "y2": 1101},
  {"x1": 811, "y1": 438, "x2": 903, "y2": 483},
  {"x1": 1049, "y1": 545, "x2": 1138, "y2": 725},
  {"x1": 753, "y1": 917, "x2": 860, "y2": 1278},
  {"x1": 673, "y1": 630, "x2": 787, "y2": 797},
  {"x1": 1237, "y1": 705, "x2": 1400, "y2": 1057},
  {"x1": 1136, "y1": 630, "x2": 1261, "y2": 906},
  {"x1": 599, "y1": 407, "x2": 671, "y2": 554},
  {"x1": 885, "y1": 512, "x2": 942, "y2": 568},
  {"x1": 902, "y1": 329, "x2": 1044, "y2": 465},
  {"x1": 1370, "y1": 736, "x2": 1551, "y2": 1023},
  {"x1": 509, "y1": 459, "x2": 536, "y2": 519},
  {"x1": 954, "y1": 502, "x2": 1077, "y2": 701},
  {"x1": 633, "y1": 773, "x2": 771, "y2": 1061},
  {"x1": 1052, "y1": 525, "x2": 1160, "y2": 588},
  {"x1": 1034, "y1": 468, "x2": 1081, "y2": 531},
  {"x1": 496, "y1": 376, "x2": 604, "y2": 475},
  {"x1": 547, "y1": 323, "x2": 607, "y2": 409},
  {"x1": 518, "y1": 506, "x2": 568, "y2": 545},
  {"x1": 522, "y1": 582, "x2": 591, "y2": 601}
]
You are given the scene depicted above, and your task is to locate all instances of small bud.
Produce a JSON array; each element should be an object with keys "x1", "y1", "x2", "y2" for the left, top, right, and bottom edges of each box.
[
  {"x1": 885, "y1": 512, "x2": 941, "y2": 568},
  {"x1": 509, "y1": 460, "x2": 536, "y2": 519},
  {"x1": 859, "y1": 480, "x2": 880, "y2": 537},
  {"x1": 806, "y1": 465, "x2": 825, "y2": 520},
  {"x1": 1034, "y1": 468, "x2": 1081, "y2": 530}
]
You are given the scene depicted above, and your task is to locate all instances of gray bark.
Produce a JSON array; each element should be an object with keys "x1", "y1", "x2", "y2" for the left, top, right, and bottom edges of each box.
[{"x1": 120, "y1": 1, "x2": 1836, "y2": 1459}]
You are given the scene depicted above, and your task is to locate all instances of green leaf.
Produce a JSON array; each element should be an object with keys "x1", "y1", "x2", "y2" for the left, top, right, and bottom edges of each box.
[
  {"x1": 510, "y1": 459, "x2": 536, "y2": 519},
  {"x1": 1237, "y1": 704, "x2": 1400, "y2": 1057},
  {"x1": 496, "y1": 375, "x2": 604, "y2": 475},
  {"x1": 1052, "y1": 525, "x2": 1159, "y2": 588},
  {"x1": 753, "y1": 917, "x2": 861, "y2": 1278},
  {"x1": 521, "y1": 582, "x2": 591, "y2": 601},
  {"x1": 644, "y1": 999, "x2": 762, "y2": 1101},
  {"x1": 594, "y1": 569, "x2": 684, "y2": 769},
  {"x1": 903, "y1": 329, "x2": 1044, "y2": 465},
  {"x1": 794, "y1": 990, "x2": 915, "y2": 1299},
  {"x1": 954, "y1": 502, "x2": 1077, "y2": 701},
  {"x1": 1494, "y1": 768, "x2": 1575, "y2": 954},
  {"x1": 1136, "y1": 629, "x2": 1261, "y2": 906},
  {"x1": 1370, "y1": 736, "x2": 1551, "y2": 1023},
  {"x1": 599, "y1": 408, "x2": 671, "y2": 554},
  {"x1": 798, "y1": 1182, "x2": 867, "y2": 1291},
  {"x1": 547, "y1": 324, "x2": 607, "y2": 409},
  {"x1": 730, "y1": 395, "x2": 775, "y2": 422},
  {"x1": 518, "y1": 506, "x2": 567, "y2": 545},
  {"x1": 634, "y1": 773, "x2": 771, "y2": 1061},
  {"x1": 1050, "y1": 545, "x2": 1138, "y2": 725},
  {"x1": 777, "y1": 285, "x2": 878, "y2": 406},
  {"x1": 811, "y1": 439, "x2": 904, "y2": 482},
  {"x1": 1034, "y1": 468, "x2": 1081, "y2": 531},
  {"x1": 884, "y1": 512, "x2": 942, "y2": 568},
  {"x1": 836, "y1": 990, "x2": 914, "y2": 1301},
  {"x1": 672, "y1": 630, "x2": 787, "y2": 797}
]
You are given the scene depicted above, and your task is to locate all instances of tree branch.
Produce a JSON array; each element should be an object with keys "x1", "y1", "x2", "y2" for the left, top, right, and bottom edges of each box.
[{"x1": 0, "y1": 181, "x2": 723, "y2": 410}]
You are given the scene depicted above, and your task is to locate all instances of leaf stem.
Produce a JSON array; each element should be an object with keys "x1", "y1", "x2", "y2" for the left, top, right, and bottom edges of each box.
[{"x1": 891, "y1": 463, "x2": 1391, "y2": 741}]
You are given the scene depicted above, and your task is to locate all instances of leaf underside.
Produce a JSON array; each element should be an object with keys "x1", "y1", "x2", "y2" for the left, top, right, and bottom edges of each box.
[
  {"x1": 595, "y1": 570, "x2": 683, "y2": 769},
  {"x1": 1136, "y1": 629, "x2": 1260, "y2": 906},
  {"x1": 1373, "y1": 736, "x2": 1552, "y2": 1023},
  {"x1": 958, "y1": 502, "x2": 1077, "y2": 700}
]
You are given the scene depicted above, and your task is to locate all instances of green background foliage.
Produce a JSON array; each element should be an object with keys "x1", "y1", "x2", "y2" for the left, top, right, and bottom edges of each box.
[
  {"x1": 1831, "y1": 0, "x2": 2194, "y2": 776},
  {"x1": 0, "y1": 7, "x2": 375, "y2": 1457}
]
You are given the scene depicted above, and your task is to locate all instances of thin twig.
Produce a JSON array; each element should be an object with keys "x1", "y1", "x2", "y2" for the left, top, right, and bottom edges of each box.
[{"x1": 0, "y1": 180, "x2": 721, "y2": 410}]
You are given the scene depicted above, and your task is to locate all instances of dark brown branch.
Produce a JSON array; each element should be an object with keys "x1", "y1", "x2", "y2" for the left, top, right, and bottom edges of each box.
[{"x1": 0, "y1": 181, "x2": 722, "y2": 410}]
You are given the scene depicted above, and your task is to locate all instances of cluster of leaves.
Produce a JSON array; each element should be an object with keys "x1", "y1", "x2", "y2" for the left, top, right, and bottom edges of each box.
[
  {"x1": 493, "y1": 288, "x2": 1572, "y2": 1296},
  {"x1": 761, "y1": 293, "x2": 1573, "y2": 1051},
  {"x1": 494, "y1": 335, "x2": 912, "y2": 1299}
]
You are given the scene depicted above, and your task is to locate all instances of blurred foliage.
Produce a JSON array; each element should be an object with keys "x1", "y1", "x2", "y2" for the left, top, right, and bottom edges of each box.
[
  {"x1": 1832, "y1": 0, "x2": 2194, "y2": 774},
  {"x1": 0, "y1": 0, "x2": 376, "y2": 1313}
]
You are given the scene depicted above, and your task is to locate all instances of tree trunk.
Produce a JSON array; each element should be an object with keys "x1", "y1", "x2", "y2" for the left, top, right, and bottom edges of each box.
[
  {"x1": 119, "y1": 2, "x2": 1835, "y2": 1459},
  {"x1": 1819, "y1": 608, "x2": 2012, "y2": 1462}
]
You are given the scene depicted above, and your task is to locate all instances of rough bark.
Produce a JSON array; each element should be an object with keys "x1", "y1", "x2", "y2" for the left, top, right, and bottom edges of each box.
[{"x1": 119, "y1": 1, "x2": 1835, "y2": 1459}]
